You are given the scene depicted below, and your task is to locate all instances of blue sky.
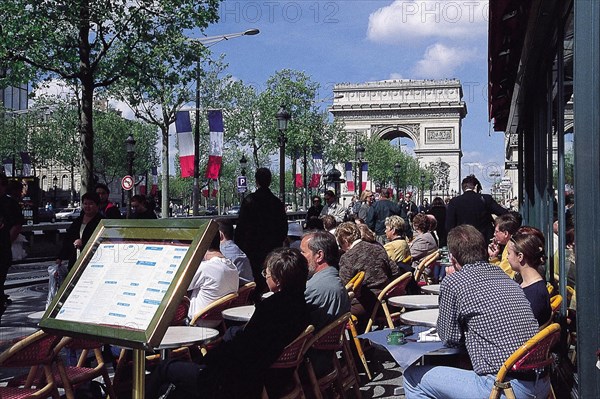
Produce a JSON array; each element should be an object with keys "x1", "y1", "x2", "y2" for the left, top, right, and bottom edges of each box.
[{"x1": 198, "y1": 0, "x2": 505, "y2": 190}]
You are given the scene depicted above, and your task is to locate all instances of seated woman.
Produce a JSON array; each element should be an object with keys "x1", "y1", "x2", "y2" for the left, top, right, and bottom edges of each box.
[
  {"x1": 146, "y1": 247, "x2": 310, "y2": 399},
  {"x1": 336, "y1": 222, "x2": 398, "y2": 332},
  {"x1": 507, "y1": 226, "x2": 552, "y2": 326},
  {"x1": 409, "y1": 213, "x2": 438, "y2": 270},
  {"x1": 383, "y1": 215, "x2": 410, "y2": 264}
]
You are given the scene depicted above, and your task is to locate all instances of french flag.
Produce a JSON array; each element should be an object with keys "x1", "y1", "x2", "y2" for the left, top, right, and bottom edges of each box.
[
  {"x1": 295, "y1": 161, "x2": 303, "y2": 188},
  {"x1": 308, "y1": 153, "x2": 323, "y2": 188},
  {"x1": 361, "y1": 162, "x2": 369, "y2": 191},
  {"x1": 205, "y1": 110, "x2": 223, "y2": 179},
  {"x1": 20, "y1": 152, "x2": 32, "y2": 176},
  {"x1": 139, "y1": 174, "x2": 146, "y2": 195},
  {"x1": 345, "y1": 162, "x2": 355, "y2": 192},
  {"x1": 175, "y1": 111, "x2": 194, "y2": 178}
]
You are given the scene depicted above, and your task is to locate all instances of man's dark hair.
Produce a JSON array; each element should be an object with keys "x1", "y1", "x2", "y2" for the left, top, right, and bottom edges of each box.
[
  {"x1": 216, "y1": 218, "x2": 234, "y2": 240},
  {"x1": 380, "y1": 189, "x2": 390, "y2": 199},
  {"x1": 495, "y1": 213, "x2": 520, "y2": 235},
  {"x1": 131, "y1": 194, "x2": 147, "y2": 207},
  {"x1": 209, "y1": 231, "x2": 221, "y2": 251},
  {"x1": 264, "y1": 247, "x2": 308, "y2": 293},
  {"x1": 447, "y1": 225, "x2": 488, "y2": 266},
  {"x1": 431, "y1": 196, "x2": 445, "y2": 207},
  {"x1": 321, "y1": 215, "x2": 337, "y2": 231},
  {"x1": 255, "y1": 167, "x2": 272, "y2": 188},
  {"x1": 303, "y1": 230, "x2": 340, "y2": 266},
  {"x1": 81, "y1": 192, "x2": 101, "y2": 205},
  {"x1": 461, "y1": 174, "x2": 481, "y2": 192},
  {"x1": 95, "y1": 183, "x2": 110, "y2": 194},
  {"x1": 306, "y1": 216, "x2": 324, "y2": 230}
]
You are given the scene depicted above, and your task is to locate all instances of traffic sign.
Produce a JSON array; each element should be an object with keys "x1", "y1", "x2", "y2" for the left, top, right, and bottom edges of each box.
[{"x1": 121, "y1": 175, "x2": 134, "y2": 191}]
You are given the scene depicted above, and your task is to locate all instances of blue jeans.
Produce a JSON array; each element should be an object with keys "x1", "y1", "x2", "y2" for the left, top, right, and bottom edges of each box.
[{"x1": 403, "y1": 365, "x2": 550, "y2": 399}]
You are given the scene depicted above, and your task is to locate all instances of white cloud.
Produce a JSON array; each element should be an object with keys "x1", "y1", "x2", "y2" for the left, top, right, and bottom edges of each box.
[
  {"x1": 389, "y1": 72, "x2": 404, "y2": 80},
  {"x1": 367, "y1": 0, "x2": 488, "y2": 44},
  {"x1": 412, "y1": 43, "x2": 476, "y2": 78}
]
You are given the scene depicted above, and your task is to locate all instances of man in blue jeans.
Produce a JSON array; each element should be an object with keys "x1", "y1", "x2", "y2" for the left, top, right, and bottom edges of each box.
[{"x1": 403, "y1": 225, "x2": 550, "y2": 398}]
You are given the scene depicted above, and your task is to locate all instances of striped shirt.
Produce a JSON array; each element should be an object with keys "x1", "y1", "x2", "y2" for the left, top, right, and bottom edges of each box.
[{"x1": 437, "y1": 261, "x2": 539, "y2": 375}]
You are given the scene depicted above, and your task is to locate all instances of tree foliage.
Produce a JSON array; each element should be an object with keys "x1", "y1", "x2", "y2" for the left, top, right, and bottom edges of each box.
[{"x1": 0, "y1": 0, "x2": 221, "y2": 194}]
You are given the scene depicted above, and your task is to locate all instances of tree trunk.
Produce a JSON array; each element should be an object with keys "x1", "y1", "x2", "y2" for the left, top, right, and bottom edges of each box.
[
  {"x1": 79, "y1": 78, "x2": 94, "y2": 195},
  {"x1": 161, "y1": 124, "x2": 169, "y2": 218}
]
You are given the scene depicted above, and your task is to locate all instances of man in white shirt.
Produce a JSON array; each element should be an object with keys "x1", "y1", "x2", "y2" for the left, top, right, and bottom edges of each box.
[
  {"x1": 188, "y1": 233, "x2": 239, "y2": 323},
  {"x1": 216, "y1": 218, "x2": 254, "y2": 286}
]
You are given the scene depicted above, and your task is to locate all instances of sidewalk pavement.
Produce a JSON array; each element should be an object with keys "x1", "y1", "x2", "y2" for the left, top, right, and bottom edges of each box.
[{"x1": 0, "y1": 281, "x2": 407, "y2": 398}]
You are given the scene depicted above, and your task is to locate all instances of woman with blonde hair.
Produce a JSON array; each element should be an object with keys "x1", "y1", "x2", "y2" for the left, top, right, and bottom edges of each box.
[{"x1": 383, "y1": 215, "x2": 410, "y2": 263}]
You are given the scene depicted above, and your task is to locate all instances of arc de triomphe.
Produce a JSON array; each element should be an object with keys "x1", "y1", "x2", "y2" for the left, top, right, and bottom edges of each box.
[{"x1": 330, "y1": 79, "x2": 467, "y2": 197}]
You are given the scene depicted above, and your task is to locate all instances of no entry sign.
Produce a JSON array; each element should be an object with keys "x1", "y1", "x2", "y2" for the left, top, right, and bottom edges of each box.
[{"x1": 121, "y1": 175, "x2": 134, "y2": 191}]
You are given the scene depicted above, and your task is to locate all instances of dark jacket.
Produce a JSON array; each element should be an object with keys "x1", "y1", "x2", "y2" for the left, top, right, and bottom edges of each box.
[
  {"x1": 57, "y1": 213, "x2": 103, "y2": 270},
  {"x1": 428, "y1": 205, "x2": 448, "y2": 247},
  {"x1": 445, "y1": 191, "x2": 507, "y2": 242},
  {"x1": 366, "y1": 199, "x2": 401, "y2": 235},
  {"x1": 235, "y1": 187, "x2": 287, "y2": 271}
]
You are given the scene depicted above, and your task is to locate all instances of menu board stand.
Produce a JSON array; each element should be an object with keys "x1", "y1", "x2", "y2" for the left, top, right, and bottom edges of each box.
[{"x1": 39, "y1": 218, "x2": 217, "y2": 398}]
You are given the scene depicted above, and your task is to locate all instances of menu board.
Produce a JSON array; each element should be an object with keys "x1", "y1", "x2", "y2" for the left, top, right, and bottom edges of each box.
[{"x1": 40, "y1": 218, "x2": 216, "y2": 349}]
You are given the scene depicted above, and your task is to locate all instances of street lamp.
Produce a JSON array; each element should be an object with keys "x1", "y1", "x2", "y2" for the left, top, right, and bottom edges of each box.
[
  {"x1": 53, "y1": 175, "x2": 58, "y2": 207},
  {"x1": 356, "y1": 143, "x2": 365, "y2": 196},
  {"x1": 125, "y1": 133, "x2": 136, "y2": 218},
  {"x1": 394, "y1": 162, "x2": 402, "y2": 201},
  {"x1": 420, "y1": 173, "x2": 425, "y2": 205},
  {"x1": 189, "y1": 28, "x2": 260, "y2": 217},
  {"x1": 276, "y1": 105, "x2": 291, "y2": 202},
  {"x1": 429, "y1": 178, "x2": 434, "y2": 202}
]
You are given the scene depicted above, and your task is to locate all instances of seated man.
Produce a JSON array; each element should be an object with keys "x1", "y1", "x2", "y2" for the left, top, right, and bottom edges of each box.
[
  {"x1": 187, "y1": 233, "x2": 239, "y2": 322},
  {"x1": 488, "y1": 212, "x2": 521, "y2": 278},
  {"x1": 402, "y1": 225, "x2": 548, "y2": 399},
  {"x1": 216, "y1": 218, "x2": 254, "y2": 286},
  {"x1": 300, "y1": 230, "x2": 351, "y2": 331}
]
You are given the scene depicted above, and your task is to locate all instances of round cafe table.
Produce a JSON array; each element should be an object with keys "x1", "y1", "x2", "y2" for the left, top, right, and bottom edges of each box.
[
  {"x1": 420, "y1": 284, "x2": 441, "y2": 295},
  {"x1": 155, "y1": 326, "x2": 219, "y2": 360},
  {"x1": 221, "y1": 305, "x2": 255, "y2": 323},
  {"x1": 399, "y1": 309, "x2": 439, "y2": 328},
  {"x1": 388, "y1": 295, "x2": 439, "y2": 309}
]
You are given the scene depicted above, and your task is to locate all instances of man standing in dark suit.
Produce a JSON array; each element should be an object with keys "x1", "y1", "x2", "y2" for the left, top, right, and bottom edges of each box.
[
  {"x1": 445, "y1": 175, "x2": 507, "y2": 243},
  {"x1": 235, "y1": 168, "x2": 288, "y2": 294}
]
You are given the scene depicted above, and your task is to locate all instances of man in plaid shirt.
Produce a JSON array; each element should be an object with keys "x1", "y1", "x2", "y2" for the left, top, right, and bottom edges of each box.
[{"x1": 403, "y1": 225, "x2": 550, "y2": 398}]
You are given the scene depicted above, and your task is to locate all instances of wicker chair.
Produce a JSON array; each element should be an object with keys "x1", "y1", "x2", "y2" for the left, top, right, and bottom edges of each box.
[
  {"x1": 364, "y1": 271, "x2": 413, "y2": 333},
  {"x1": 230, "y1": 281, "x2": 257, "y2": 307},
  {"x1": 413, "y1": 250, "x2": 440, "y2": 286},
  {"x1": 489, "y1": 323, "x2": 560, "y2": 399},
  {"x1": 189, "y1": 292, "x2": 239, "y2": 330},
  {"x1": 261, "y1": 325, "x2": 315, "y2": 399},
  {"x1": 345, "y1": 271, "x2": 365, "y2": 292},
  {"x1": 304, "y1": 313, "x2": 361, "y2": 399},
  {"x1": 0, "y1": 330, "x2": 62, "y2": 399}
]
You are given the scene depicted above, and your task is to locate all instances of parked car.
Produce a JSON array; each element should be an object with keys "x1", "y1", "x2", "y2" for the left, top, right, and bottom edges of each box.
[
  {"x1": 205, "y1": 206, "x2": 218, "y2": 216},
  {"x1": 55, "y1": 207, "x2": 81, "y2": 221},
  {"x1": 36, "y1": 208, "x2": 56, "y2": 223},
  {"x1": 226, "y1": 206, "x2": 241, "y2": 215}
]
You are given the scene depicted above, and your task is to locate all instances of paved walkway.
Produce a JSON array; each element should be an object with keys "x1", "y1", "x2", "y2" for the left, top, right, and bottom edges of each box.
[{"x1": 0, "y1": 278, "x2": 407, "y2": 398}]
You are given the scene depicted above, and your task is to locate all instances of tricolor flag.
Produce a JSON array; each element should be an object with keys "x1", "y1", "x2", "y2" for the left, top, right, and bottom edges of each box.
[
  {"x1": 295, "y1": 160, "x2": 303, "y2": 188},
  {"x1": 175, "y1": 111, "x2": 194, "y2": 178},
  {"x1": 139, "y1": 174, "x2": 147, "y2": 195},
  {"x1": 151, "y1": 167, "x2": 158, "y2": 196},
  {"x1": 20, "y1": 152, "x2": 31, "y2": 176},
  {"x1": 308, "y1": 153, "x2": 323, "y2": 188},
  {"x1": 345, "y1": 162, "x2": 355, "y2": 192},
  {"x1": 205, "y1": 110, "x2": 224, "y2": 179},
  {"x1": 361, "y1": 162, "x2": 369, "y2": 191},
  {"x1": 3, "y1": 158, "x2": 13, "y2": 177},
  {"x1": 212, "y1": 179, "x2": 219, "y2": 197}
]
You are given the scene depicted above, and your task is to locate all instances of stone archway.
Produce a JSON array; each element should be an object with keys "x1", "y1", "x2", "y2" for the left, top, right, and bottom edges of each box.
[{"x1": 330, "y1": 79, "x2": 467, "y2": 196}]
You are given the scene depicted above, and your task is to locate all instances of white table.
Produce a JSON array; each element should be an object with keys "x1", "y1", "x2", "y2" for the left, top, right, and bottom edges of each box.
[
  {"x1": 221, "y1": 305, "x2": 255, "y2": 323},
  {"x1": 420, "y1": 284, "x2": 441, "y2": 295},
  {"x1": 399, "y1": 309, "x2": 439, "y2": 328},
  {"x1": 155, "y1": 326, "x2": 219, "y2": 359},
  {"x1": 389, "y1": 295, "x2": 439, "y2": 309}
]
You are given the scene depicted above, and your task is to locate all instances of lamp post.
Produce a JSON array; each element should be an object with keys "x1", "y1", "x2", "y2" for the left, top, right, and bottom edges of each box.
[
  {"x1": 356, "y1": 143, "x2": 365, "y2": 196},
  {"x1": 420, "y1": 173, "x2": 425, "y2": 205},
  {"x1": 394, "y1": 161, "x2": 402, "y2": 201},
  {"x1": 125, "y1": 134, "x2": 136, "y2": 218},
  {"x1": 276, "y1": 105, "x2": 291, "y2": 202},
  {"x1": 239, "y1": 154, "x2": 247, "y2": 202},
  {"x1": 429, "y1": 178, "x2": 434, "y2": 202},
  {"x1": 188, "y1": 29, "x2": 260, "y2": 216},
  {"x1": 53, "y1": 175, "x2": 58, "y2": 207}
]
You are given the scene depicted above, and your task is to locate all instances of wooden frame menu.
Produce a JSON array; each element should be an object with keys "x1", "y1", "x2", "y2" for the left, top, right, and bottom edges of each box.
[{"x1": 40, "y1": 218, "x2": 217, "y2": 350}]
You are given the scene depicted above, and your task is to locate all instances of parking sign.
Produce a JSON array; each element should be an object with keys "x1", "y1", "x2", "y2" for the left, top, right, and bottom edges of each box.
[{"x1": 237, "y1": 176, "x2": 247, "y2": 193}]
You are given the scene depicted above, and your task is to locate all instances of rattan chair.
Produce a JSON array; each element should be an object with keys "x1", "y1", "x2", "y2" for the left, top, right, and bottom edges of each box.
[
  {"x1": 189, "y1": 292, "x2": 238, "y2": 329},
  {"x1": 230, "y1": 281, "x2": 257, "y2": 307},
  {"x1": 261, "y1": 325, "x2": 315, "y2": 399},
  {"x1": 304, "y1": 313, "x2": 361, "y2": 399},
  {"x1": 53, "y1": 337, "x2": 117, "y2": 399},
  {"x1": 0, "y1": 330, "x2": 62, "y2": 399},
  {"x1": 413, "y1": 250, "x2": 440, "y2": 286},
  {"x1": 489, "y1": 323, "x2": 560, "y2": 399},
  {"x1": 364, "y1": 271, "x2": 413, "y2": 333},
  {"x1": 345, "y1": 271, "x2": 365, "y2": 292}
]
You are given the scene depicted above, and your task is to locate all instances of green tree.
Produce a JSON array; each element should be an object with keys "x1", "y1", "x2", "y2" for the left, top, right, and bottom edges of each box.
[{"x1": 0, "y1": 0, "x2": 220, "y2": 194}]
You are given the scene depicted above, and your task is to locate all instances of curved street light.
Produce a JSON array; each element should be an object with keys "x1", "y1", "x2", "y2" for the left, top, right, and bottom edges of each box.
[{"x1": 276, "y1": 105, "x2": 291, "y2": 202}]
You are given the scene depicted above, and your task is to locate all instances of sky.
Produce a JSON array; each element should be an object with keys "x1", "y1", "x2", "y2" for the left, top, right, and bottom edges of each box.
[{"x1": 195, "y1": 0, "x2": 505, "y2": 191}]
